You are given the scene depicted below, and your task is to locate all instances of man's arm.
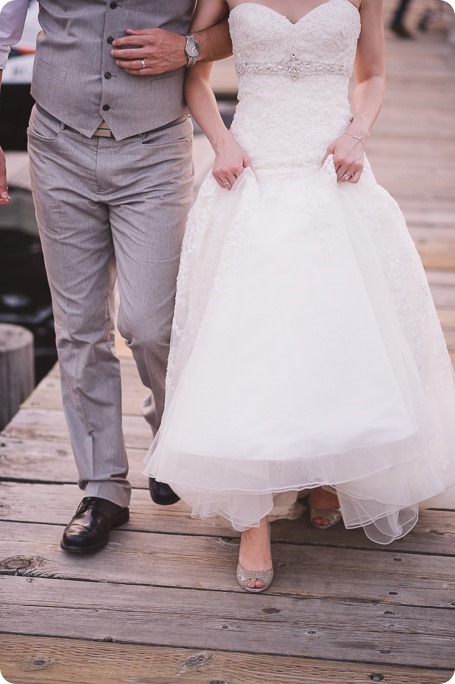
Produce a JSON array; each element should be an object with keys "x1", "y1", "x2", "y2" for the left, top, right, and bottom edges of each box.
[
  {"x1": 111, "y1": 13, "x2": 232, "y2": 78},
  {"x1": 0, "y1": 0, "x2": 30, "y2": 205},
  {"x1": 0, "y1": 0, "x2": 29, "y2": 69}
]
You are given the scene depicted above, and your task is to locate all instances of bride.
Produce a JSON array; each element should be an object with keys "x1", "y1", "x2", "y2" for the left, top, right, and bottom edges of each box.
[{"x1": 144, "y1": 0, "x2": 455, "y2": 592}]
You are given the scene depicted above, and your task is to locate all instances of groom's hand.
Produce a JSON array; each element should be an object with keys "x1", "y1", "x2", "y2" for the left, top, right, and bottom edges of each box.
[{"x1": 111, "y1": 28, "x2": 186, "y2": 76}]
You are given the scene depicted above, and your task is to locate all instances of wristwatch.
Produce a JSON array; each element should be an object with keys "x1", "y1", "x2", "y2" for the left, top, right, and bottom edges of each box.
[{"x1": 184, "y1": 33, "x2": 200, "y2": 67}]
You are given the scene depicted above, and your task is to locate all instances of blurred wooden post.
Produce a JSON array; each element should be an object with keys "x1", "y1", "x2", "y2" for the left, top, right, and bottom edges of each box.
[{"x1": 0, "y1": 324, "x2": 34, "y2": 430}]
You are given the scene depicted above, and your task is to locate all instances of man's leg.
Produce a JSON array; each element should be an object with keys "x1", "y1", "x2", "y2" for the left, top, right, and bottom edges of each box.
[
  {"x1": 27, "y1": 106, "x2": 131, "y2": 513},
  {"x1": 104, "y1": 118, "x2": 193, "y2": 488}
]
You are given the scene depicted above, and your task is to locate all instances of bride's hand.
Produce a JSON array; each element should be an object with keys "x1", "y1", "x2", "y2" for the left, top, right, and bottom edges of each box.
[
  {"x1": 323, "y1": 132, "x2": 365, "y2": 184},
  {"x1": 212, "y1": 135, "x2": 252, "y2": 190}
]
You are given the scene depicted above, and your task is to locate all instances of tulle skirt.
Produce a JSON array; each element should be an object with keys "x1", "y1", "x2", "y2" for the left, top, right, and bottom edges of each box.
[{"x1": 144, "y1": 157, "x2": 455, "y2": 544}]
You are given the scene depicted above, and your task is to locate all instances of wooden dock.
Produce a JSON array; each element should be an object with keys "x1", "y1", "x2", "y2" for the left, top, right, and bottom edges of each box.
[{"x1": 1, "y1": 2, "x2": 455, "y2": 682}]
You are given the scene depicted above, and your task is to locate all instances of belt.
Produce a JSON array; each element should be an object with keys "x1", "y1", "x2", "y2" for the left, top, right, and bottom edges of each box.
[
  {"x1": 92, "y1": 122, "x2": 113, "y2": 138},
  {"x1": 61, "y1": 115, "x2": 188, "y2": 139},
  {"x1": 62, "y1": 121, "x2": 114, "y2": 138}
]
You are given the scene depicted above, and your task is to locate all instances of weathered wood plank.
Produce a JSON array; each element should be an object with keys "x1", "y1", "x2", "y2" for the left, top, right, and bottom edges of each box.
[
  {"x1": 1, "y1": 635, "x2": 451, "y2": 684},
  {"x1": 417, "y1": 241, "x2": 455, "y2": 270},
  {"x1": 438, "y1": 308, "x2": 455, "y2": 329},
  {"x1": 427, "y1": 271, "x2": 455, "y2": 287},
  {"x1": 427, "y1": 272, "x2": 455, "y2": 309},
  {"x1": 1, "y1": 483, "x2": 454, "y2": 555},
  {"x1": 441, "y1": 328, "x2": 455, "y2": 351},
  {"x1": 0, "y1": 324, "x2": 34, "y2": 430},
  {"x1": 426, "y1": 286, "x2": 455, "y2": 310},
  {"x1": 1, "y1": 408, "x2": 152, "y2": 450},
  {"x1": 22, "y1": 358, "x2": 144, "y2": 415},
  {"x1": 403, "y1": 208, "x2": 455, "y2": 229},
  {"x1": 0, "y1": 520, "x2": 453, "y2": 608},
  {"x1": 1, "y1": 576, "x2": 453, "y2": 668},
  {"x1": 0, "y1": 437, "x2": 147, "y2": 488}
]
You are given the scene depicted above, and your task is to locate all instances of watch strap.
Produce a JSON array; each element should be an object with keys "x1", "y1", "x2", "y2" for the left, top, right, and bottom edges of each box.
[{"x1": 185, "y1": 33, "x2": 200, "y2": 68}]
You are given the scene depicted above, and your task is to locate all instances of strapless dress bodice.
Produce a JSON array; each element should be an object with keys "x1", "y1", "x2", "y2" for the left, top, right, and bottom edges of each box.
[{"x1": 228, "y1": 0, "x2": 361, "y2": 167}]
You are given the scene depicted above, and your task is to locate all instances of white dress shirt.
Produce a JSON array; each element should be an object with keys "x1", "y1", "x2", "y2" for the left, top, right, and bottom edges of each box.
[{"x1": 0, "y1": 0, "x2": 29, "y2": 70}]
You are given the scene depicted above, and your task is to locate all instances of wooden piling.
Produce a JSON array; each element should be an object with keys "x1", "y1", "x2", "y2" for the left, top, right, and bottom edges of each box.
[{"x1": 0, "y1": 323, "x2": 34, "y2": 430}]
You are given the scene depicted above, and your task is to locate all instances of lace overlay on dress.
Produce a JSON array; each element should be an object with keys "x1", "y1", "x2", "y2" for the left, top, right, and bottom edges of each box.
[
  {"x1": 144, "y1": 0, "x2": 455, "y2": 544},
  {"x1": 229, "y1": 0, "x2": 360, "y2": 168}
]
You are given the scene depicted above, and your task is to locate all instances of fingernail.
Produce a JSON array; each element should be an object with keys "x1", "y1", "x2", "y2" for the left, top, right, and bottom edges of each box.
[{"x1": 1, "y1": 192, "x2": 9, "y2": 199}]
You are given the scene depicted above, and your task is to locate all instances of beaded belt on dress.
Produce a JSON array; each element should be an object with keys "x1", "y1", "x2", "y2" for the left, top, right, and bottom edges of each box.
[{"x1": 235, "y1": 55, "x2": 351, "y2": 80}]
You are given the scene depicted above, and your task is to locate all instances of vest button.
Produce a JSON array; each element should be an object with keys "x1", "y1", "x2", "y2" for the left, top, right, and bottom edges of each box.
[
  {"x1": 104, "y1": 72, "x2": 112, "y2": 79},
  {"x1": 107, "y1": 36, "x2": 114, "y2": 44},
  {"x1": 102, "y1": 104, "x2": 110, "y2": 112},
  {"x1": 110, "y1": 2, "x2": 117, "y2": 8}
]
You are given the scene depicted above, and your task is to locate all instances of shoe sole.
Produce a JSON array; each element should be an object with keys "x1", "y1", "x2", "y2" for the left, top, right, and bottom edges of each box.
[{"x1": 60, "y1": 508, "x2": 130, "y2": 554}]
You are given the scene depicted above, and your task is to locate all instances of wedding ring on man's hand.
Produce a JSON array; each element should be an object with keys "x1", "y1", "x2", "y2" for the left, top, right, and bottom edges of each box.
[
  {"x1": 222, "y1": 182, "x2": 230, "y2": 186},
  {"x1": 140, "y1": 59, "x2": 146, "y2": 69},
  {"x1": 343, "y1": 173, "x2": 353, "y2": 180}
]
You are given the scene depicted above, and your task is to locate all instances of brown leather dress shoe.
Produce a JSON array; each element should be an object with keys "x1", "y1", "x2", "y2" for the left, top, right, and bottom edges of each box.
[{"x1": 60, "y1": 497, "x2": 129, "y2": 554}]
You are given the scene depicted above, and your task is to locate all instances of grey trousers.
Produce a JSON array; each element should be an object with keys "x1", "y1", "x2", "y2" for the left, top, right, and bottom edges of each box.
[{"x1": 27, "y1": 105, "x2": 194, "y2": 507}]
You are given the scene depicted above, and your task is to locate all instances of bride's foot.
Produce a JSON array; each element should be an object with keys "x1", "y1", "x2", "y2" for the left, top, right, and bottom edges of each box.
[
  {"x1": 309, "y1": 487, "x2": 342, "y2": 529},
  {"x1": 237, "y1": 516, "x2": 273, "y2": 593}
]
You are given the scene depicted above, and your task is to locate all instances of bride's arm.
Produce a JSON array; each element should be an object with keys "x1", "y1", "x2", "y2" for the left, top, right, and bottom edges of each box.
[
  {"x1": 185, "y1": 0, "x2": 251, "y2": 190},
  {"x1": 323, "y1": 0, "x2": 385, "y2": 183}
]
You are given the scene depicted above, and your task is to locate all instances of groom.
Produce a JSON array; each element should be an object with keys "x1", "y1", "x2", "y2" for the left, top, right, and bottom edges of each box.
[{"x1": 0, "y1": 1, "x2": 231, "y2": 553}]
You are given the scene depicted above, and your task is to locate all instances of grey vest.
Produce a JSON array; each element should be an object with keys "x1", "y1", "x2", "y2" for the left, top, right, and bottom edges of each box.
[{"x1": 31, "y1": 0, "x2": 195, "y2": 140}]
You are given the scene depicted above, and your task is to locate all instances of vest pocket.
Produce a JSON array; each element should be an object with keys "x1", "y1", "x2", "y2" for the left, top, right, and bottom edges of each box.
[{"x1": 34, "y1": 57, "x2": 67, "y2": 83}]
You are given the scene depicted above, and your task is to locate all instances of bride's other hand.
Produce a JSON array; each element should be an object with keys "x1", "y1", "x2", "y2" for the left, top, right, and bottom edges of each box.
[
  {"x1": 183, "y1": 0, "x2": 250, "y2": 192},
  {"x1": 323, "y1": 132, "x2": 365, "y2": 184},
  {"x1": 212, "y1": 134, "x2": 251, "y2": 190},
  {"x1": 322, "y1": 0, "x2": 385, "y2": 185}
]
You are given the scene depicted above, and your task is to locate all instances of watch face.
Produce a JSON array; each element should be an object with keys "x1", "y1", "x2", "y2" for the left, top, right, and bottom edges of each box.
[{"x1": 187, "y1": 42, "x2": 199, "y2": 58}]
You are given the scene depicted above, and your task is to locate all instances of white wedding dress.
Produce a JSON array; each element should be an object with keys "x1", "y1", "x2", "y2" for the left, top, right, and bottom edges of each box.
[{"x1": 144, "y1": 0, "x2": 455, "y2": 543}]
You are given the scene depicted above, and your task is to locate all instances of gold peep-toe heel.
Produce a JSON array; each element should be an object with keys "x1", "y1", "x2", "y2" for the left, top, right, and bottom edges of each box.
[
  {"x1": 309, "y1": 494, "x2": 342, "y2": 530},
  {"x1": 236, "y1": 562, "x2": 274, "y2": 593}
]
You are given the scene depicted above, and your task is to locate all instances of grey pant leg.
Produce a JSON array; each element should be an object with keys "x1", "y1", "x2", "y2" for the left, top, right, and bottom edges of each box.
[
  {"x1": 27, "y1": 106, "x2": 130, "y2": 507},
  {"x1": 108, "y1": 119, "x2": 194, "y2": 435}
]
